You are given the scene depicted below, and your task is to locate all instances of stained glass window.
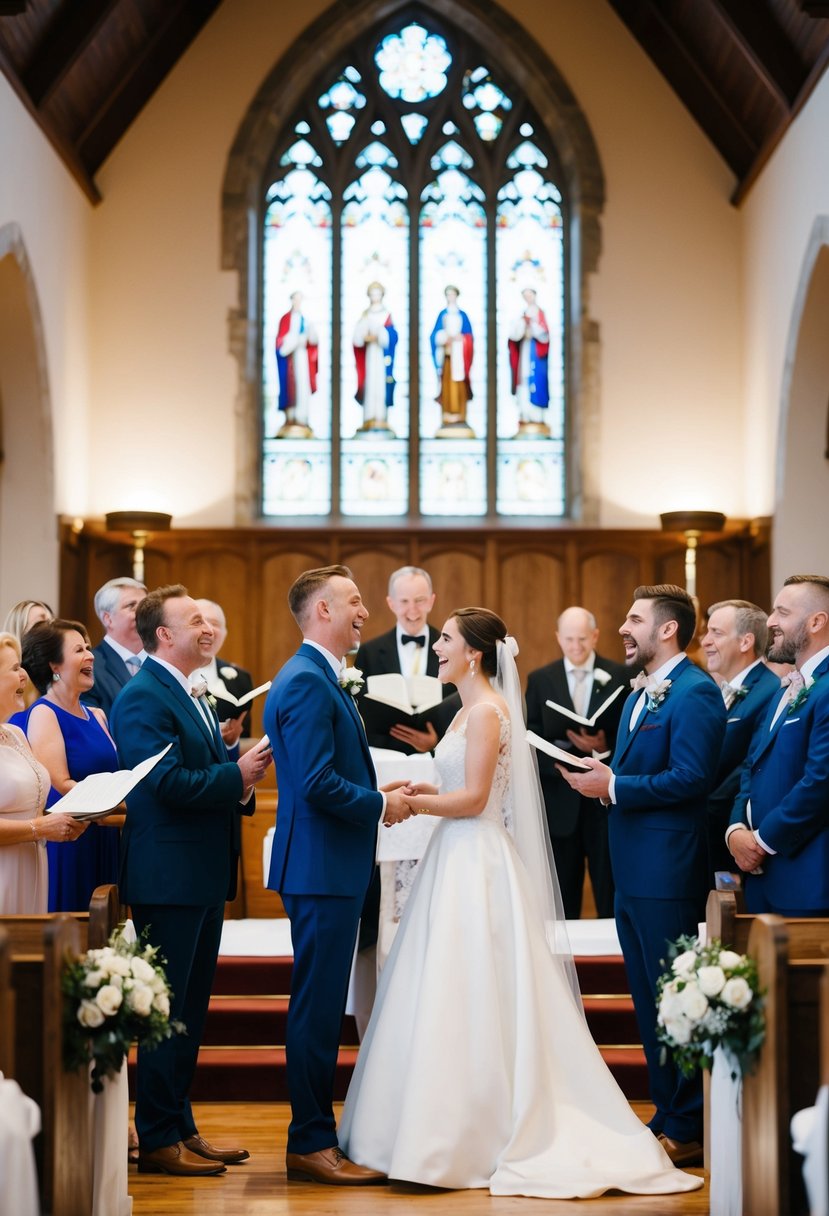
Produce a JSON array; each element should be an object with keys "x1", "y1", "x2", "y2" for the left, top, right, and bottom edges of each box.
[{"x1": 261, "y1": 18, "x2": 568, "y2": 519}]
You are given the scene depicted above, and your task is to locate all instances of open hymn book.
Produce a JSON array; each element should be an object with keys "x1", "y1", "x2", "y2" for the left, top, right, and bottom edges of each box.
[
  {"x1": 46, "y1": 743, "x2": 172, "y2": 820},
  {"x1": 211, "y1": 680, "x2": 271, "y2": 709},
  {"x1": 526, "y1": 731, "x2": 594, "y2": 772},
  {"x1": 545, "y1": 683, "x2": 624, "y2": 728},
  {"x1": 360, "y1": 673, "x2": 445, "y2": 734}
]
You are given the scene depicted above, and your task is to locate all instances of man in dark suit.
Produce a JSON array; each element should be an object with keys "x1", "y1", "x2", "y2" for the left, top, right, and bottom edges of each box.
[
  {"x1": 110, "y1": 585, "x2": 272, "y2": 1177},
  {"x1": 526, "y1": 605, "x2": 628, "y2": 918},
  {"x1": 82, "y1": 576, "x2": 147, "y2": 715},
  {"x1": 727, "y1": 575, "x2": 829, "y2": 916},
  {"x1": 355, "y1": 565, "x2": 458, "y2": 753},
  {"x1": 699, "y1": 598, "x2": 779, "y2": 883},
  {"x1": 195, "y1": 598, "x2": 254, "y2": 757},
  {"x1": 264, "y1": 565, "x2": 411, "y2": 1186},
  {"x1": 559, "y1": 584, "x2": 726, "y2": 1167}
]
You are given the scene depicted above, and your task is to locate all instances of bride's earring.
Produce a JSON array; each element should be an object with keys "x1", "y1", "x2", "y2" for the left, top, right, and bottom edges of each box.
[{"x1": 468, "y1": 658, "x2": 477, "y2": 677}]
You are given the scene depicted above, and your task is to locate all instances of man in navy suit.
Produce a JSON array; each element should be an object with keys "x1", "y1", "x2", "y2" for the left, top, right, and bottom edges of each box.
[
  {"x1": 264, "y1": 565, "x2": 411, "y2": 1186},
  {"x1": 526, "y1": 605, "x2": 628, "y2": 918},
  {"x1": 355, "y1": 565, "x2": 458, "y2": 754},
  {"x1": 700, "y1": 598, "x2": 779, "y2": 882},
  {"x1": 727, "y1": 575, "x2": 829, "y2": 916},
  {"x1": 82, "y1": 576, "x2": 147, "y2": 715},
  {"x1": 110, "y1": 585, "x2": 272, "y2": 1176},
  {"x1": 559, "y1": 584, "x2": 726, "y2": 1167}
]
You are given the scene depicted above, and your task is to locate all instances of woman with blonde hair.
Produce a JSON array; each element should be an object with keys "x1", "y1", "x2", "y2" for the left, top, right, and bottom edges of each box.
[
  {"x1": 3, "y1": 599, "x2": 54, "y2": 709},
  {"x1": 0, "y1": 631, "x2": 86, "y2": 913}
]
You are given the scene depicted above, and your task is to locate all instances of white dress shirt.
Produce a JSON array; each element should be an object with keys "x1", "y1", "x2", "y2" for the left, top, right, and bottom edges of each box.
[{"x1": 396, "y1": 628, "x2": 430, "y2": 679}]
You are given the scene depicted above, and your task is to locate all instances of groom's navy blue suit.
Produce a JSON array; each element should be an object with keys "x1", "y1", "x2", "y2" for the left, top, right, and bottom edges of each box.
[
  {"x1": 264, "y1": 643, "x2": 383, "y2": 1154},
  {"x1": 110, "y1": 657, "x2": 251, "y2": 1152},
  {"x1": 609, "y1": 657, "x2": 725, "y2": 1142}
]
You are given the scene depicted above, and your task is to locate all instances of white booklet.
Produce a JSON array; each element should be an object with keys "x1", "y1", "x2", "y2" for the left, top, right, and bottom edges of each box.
[
  {"x1": 545, "y1": 683, "x2": 625, "y2": 728},
  {"x1": 526, "y1": 730, "x2": 593, "y2": 772},
  {"x1": 211, "y1": 680, "x2": 271, "y2": 709},
  {"x1": 364, "y1": 673, "x2": 444, "y2": 715},
  {"x1": 47, "y1": 743, "x2": 173, "y2": 820}
]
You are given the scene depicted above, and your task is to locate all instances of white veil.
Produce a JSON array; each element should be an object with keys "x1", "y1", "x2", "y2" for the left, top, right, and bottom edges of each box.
[{"x1": 495, "y1": 636, "x2": 584, "y2": 1015}]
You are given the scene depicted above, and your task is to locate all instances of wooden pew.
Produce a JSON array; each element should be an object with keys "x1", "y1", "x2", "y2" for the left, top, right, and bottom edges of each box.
[
  {"x1": 705, "y1": 887, "x2": 753, "y2": 956},
  {"x1": 0, "y1": 882, "x2": 124, "y2": 955},
  {"x1": 741, "y1": 914, "x2": 829, "y2": 1216}
]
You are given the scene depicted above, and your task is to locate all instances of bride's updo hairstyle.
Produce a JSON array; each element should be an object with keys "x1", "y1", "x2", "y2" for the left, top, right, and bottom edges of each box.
[{"x1": 452, "y1": 607, "x2": 507, "y2": 678}]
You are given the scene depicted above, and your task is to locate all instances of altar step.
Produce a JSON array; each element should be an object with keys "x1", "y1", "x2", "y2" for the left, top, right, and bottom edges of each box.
[{"x1": 129, "y1": 953, "x2": 649, "y2": 1102}]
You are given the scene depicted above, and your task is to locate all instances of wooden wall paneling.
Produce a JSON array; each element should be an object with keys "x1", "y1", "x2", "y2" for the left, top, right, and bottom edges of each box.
[
  {"x1": 580, "y1": 549, "x2": 643, "y2": 663},
  {"x1": 341, "y1": 540, "x2": 410, "y2": 643},
  {"x1": 498, "y1": 548, "x2": 565, "y2": 681},
  {"x1": 257, "y1": 546, "x2": 329, "y2": 685},
  {"x1": 418, "y1": 543, "x2": 487, "y2": 623}
]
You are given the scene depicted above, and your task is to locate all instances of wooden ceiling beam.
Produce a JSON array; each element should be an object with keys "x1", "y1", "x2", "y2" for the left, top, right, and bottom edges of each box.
[
  {"x1": 74, "y1": 0, "x2": 221, "y2": 174},
  {"x1": 714, "y1": 0, "x2": 805, "y2": 105},
  {"x1": 23, "y1": 0, "x2": 121, "y2": 107},
  {"x1": 0, "y1": 38, "x2": 101, "y2": 204},
  {"x1": 607, "y1": 0, "x2": 759, "y2": 178}
]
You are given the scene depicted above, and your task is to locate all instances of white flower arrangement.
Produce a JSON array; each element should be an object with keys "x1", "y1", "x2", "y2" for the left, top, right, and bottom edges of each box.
[
  {"x1": 63, "y1": 925, "x2": 183, "y2": 1092},
  {"x1": 339, "y1": 666, "x2": 365, "y2": 697},
  {"x1": 593, "y1": 668, "x2": 612, "y2": 687},
  {"x1": 219, "y1": 665, "x2": 238, "y2": 681},
  {"x1": 656, "y1": 935, "x2": 764, "y2": 1079},
  {"x1": 646, "y1": 678, "x2": 672, "y2": 711}
]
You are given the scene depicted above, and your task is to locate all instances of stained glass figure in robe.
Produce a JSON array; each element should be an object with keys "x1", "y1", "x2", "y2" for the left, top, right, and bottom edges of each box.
[
  {"x1": 275, "y1": 290, "x2": 319, "y2": 438},
  {"x1": 352, "y1": 281, "x2": 399, "y2": 435},
  {"x1": 429, "y1": 285, "x2": 475, "y2": 438}
]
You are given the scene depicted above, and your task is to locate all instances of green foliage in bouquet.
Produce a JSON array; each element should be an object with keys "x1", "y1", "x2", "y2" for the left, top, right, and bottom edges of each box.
[
  {"x1": 62, "y1": 924, "x2": 184, "y2": 1093},
  {"x1": 656, "y1": 934, "x2": 765, "y2": 1079}
]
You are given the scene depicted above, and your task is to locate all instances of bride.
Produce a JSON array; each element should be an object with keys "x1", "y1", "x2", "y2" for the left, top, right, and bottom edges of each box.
[{"x1": 340, "y1": 607, "x2": 703, "y2": 1199}]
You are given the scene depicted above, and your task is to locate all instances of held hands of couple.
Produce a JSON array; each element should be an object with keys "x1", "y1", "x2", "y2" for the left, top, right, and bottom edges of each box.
[
  {"x1": 380, "y1": 780, "x2": 439, "y2": 826},
  {"x1": 555, "y1": 756, "x2": 612, "y2": 801}
]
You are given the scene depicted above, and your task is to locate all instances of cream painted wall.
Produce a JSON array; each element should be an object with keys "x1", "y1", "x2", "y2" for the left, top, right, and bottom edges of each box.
[
  {"x1": 87, "y1": 0, "x2": 745, "y2": 527},
  {"x1": 0, "y1": 74, "x2": 92, "y2": 607},
  {"x1": 740, "y1": 73, "x2": 829, "y2": 589}
]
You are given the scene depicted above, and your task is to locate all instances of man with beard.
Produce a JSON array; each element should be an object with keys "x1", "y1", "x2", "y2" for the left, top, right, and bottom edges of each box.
[
  {"x1": 726, "y1": 575, "x2": 829, "y2": 916},
  {"x1": 557, "y1": 584, "x2": 725, "y2": 1168}
]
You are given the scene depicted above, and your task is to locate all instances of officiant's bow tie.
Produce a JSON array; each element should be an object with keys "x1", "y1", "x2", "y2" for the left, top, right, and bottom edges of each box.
[
  {"x1": 402, "y1": 635, "x2": 426, "y2": 647},
  {"x1": 190, "y1": 678, "x2": 209, "y2": 698}
]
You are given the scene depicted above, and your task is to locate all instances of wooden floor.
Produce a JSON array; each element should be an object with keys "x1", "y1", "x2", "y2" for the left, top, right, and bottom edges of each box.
[{"x1": 128, "y1": 1103, "x2": 709, "y2": 1215}]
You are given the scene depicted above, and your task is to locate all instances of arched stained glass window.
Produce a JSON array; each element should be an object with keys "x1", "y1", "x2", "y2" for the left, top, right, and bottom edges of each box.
[{"x1": 260, "y1": 16, "x2": 569, "y2": 519}]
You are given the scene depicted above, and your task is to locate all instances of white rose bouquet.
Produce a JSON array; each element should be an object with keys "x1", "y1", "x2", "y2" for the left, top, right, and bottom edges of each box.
[
  {"x1": 63, "y1": 924, "x2": 184, "y2": 1092},
  {"x1": 656, "y1": 934, "x2": 765, "y2": 1079}
]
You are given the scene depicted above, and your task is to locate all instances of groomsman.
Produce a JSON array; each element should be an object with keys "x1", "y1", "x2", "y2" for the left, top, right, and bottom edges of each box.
[
  {"x1": 700, "y1": 599, "x2": 779, "y2": 882},
  {"x1": 558, "y1": 584, "x2": 725, "y2": 1167},
  {"x1": 82, "y1": 576, "x2": 147, "y2": 714},
  {"x1": 355, "y1": 565, "x2": 458, "y2": 753},
  {"x1": 727, "y1": 575, "x2": 829, "y2": 915},
  {"x1": 526, "y1": 606, "x2": 628, "y2": 918}
]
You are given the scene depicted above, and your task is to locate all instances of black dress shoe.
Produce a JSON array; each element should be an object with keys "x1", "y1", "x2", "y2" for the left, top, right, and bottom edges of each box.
[
  {"x1": 184, "y1": 1134, "x2": 250, "y2": 1165},
  {"x1": 138, "y1": 1142, "x2": 226, "y2": 1176}
]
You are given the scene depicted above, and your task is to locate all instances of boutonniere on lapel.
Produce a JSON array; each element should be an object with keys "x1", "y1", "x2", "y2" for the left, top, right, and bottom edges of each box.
[
  {"x1": 593, "y1": 668, "x2": 612, "y2": 687},
  {"x1": 219, "y1": 666, "x2": 237, "y2": 682},
  {"x1": 339, "y1": 666, "x2": 365, "y2": 697},
  {"x1": 645, "y1": 680, "x2": 672, "y2": 712},
  {"x1": 206, "y1": 693, "x2": 218, "y2": 711},
  {"x1": 721, "y1": 682, "x2": 749, "y2": 711},
  {"x1": 784, "y1": 670, "x2": 814, "y2": 714}
]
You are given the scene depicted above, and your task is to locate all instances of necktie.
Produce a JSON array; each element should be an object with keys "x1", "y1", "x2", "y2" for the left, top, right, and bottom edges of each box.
[
  {"x1": 570, "y1": 667, "x2": 590, "y2": 717},
  {"x1": 721, "y1": 681, "x2": 739, "y2": 710},
  {"x1": 125, "y1": 655, "x2": 142, "y2": 678}
]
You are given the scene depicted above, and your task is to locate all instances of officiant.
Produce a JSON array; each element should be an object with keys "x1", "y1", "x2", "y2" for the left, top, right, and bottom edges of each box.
[
  {"x1": 194, "y1": 598, "x2": 254, "y2": 759},
  {"x1": 354, "y1": 566, "x2": 459, "y2": 754},
  {"x1": 526, "y1": 606, "x2": 628, "y2": 918}
]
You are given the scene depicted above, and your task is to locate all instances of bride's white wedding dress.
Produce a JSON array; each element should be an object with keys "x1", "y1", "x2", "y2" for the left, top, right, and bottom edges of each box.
[{"x1": 340, "y1": 706, "x2": 703, "y2": 1198}]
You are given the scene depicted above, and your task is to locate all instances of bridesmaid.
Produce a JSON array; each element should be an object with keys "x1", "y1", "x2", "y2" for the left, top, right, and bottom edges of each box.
[
  {"x1": 0, "y1": 631, "x2": 86, "y2": 913},
  {"x1": 21, "y1": 619, "x2": 121, "y2": 912}
]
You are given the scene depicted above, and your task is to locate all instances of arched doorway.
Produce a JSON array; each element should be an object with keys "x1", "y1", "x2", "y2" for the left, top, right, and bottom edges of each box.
[
  {"x1": 774, "y1": 217, "x2": 829, "y2": 587},
  {"x1": 0, "y1": 223, "x2": 57, "y2": 611}
]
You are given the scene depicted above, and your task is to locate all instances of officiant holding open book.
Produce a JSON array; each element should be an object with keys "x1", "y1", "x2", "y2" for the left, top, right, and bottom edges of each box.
[{"x1": 526, "y1": 606, "x2": 628, "y2": 918}]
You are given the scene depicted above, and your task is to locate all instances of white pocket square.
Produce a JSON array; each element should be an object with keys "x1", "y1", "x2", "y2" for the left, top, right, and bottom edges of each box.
[{"x1": 783, "y1": 717, "x2": 801, "y2": 725}]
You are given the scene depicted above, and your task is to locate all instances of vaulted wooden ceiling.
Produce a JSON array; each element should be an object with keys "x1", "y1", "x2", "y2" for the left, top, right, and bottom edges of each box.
[{"x1": 0, "y1": 0, "x2": 827, "y2": 206}]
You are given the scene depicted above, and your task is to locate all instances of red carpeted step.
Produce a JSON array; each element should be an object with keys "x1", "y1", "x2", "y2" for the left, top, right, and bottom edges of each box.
[
  {"x1": 203, "y1": 996, "x2": 358, "y2": 1047},
  {"x1": 599, "y1": 1047, "x2": 650, "y2": 1100},
  {"x1": 583, "y1": 996, "x2": 640, "y2": 1044},
  {"x1": 210, "y1": 955, "x2": 293, "y2": 995},
  {"x1": 129, "y1": 1047, "x2": 360, "y2": 1103},
  {"x1": 574, "y1": 955, "x2": 630, "y2": 993}
]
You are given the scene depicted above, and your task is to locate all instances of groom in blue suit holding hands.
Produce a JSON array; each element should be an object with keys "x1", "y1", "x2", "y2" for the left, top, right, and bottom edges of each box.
[
  {"x1": 559, "y1": 584, "x2": 725, "y2": 1168},
  {"x1": 264, "y1": 565, "x2": 412, "y2": 1186},
  {"x1": 727, "y1": 574, "x2": 829, "y2": 916}
]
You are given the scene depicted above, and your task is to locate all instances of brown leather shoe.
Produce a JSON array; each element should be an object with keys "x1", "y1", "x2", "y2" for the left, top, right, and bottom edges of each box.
[
  {"x1": 657, "y1": 1134, "x2": 704, "y2": 1167},
  {"x1": 138, "y1": 1141, "x2": 227, "y2": 1176},
  {"x1": 286, "y1": 1146, "x2": 388, "y2": 1185},
  {"x1": 183, "y1": 1134, "x2": 250, "y2": 1165}
]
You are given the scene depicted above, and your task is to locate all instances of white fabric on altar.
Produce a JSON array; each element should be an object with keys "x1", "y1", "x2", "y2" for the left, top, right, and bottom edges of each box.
[{"x1": 0, "y1": 1076, "x2": 40, "y2": 1216}]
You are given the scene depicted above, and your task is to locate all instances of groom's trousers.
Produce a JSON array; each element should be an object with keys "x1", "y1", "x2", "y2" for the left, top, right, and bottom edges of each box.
[{"x1": 282, "y1": 891, "x2": 364, "y2": 1154}]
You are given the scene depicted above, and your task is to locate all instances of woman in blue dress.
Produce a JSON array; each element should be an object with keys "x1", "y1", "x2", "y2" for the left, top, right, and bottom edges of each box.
[{"x1": 20, "y1": 619, "x2": 120, "y2": 911}]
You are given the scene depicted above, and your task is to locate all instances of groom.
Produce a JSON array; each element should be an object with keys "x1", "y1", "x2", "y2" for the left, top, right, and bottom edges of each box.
[
  {"x1": 264, "y1": 565, "x2": 412, "y2": 1185},
  {"x1": 558, "y1": 585, "x2": 725, "y2": 1167}
]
